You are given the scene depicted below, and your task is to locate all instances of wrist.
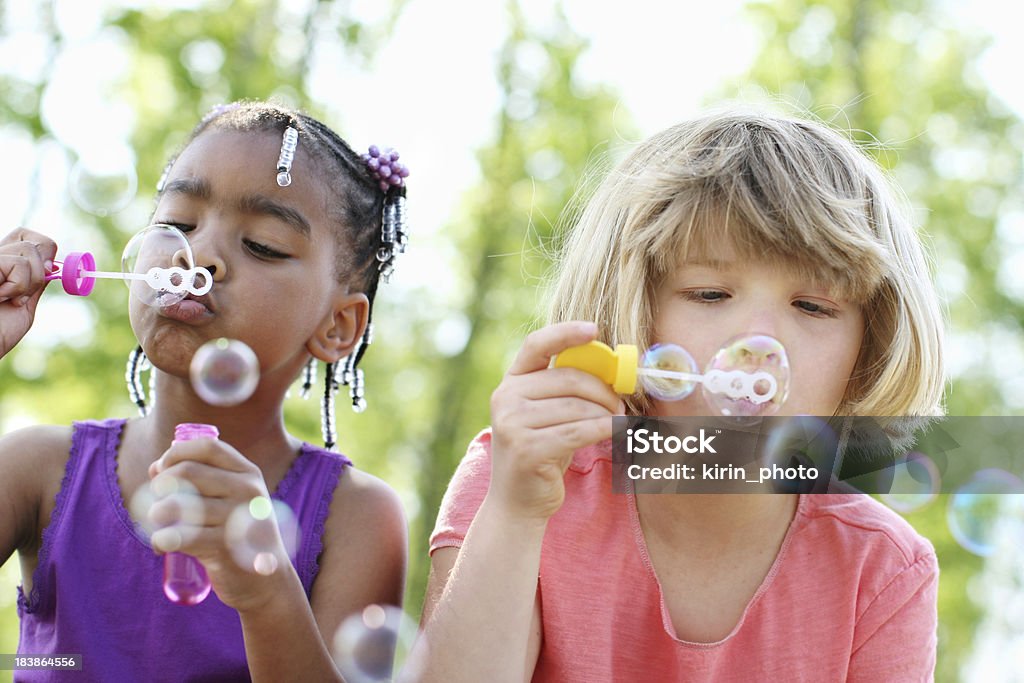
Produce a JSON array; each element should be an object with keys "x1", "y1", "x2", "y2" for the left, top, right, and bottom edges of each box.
[
  {"x1": 234, "y1": 561, "x2": 305, "y2": 619},
  {"x1": 478, "y1": 492, "x2": 552, "y2": 535}
]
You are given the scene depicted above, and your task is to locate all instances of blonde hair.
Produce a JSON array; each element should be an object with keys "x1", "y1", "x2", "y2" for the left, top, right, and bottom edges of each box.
[{"x1": 547, "y1": 106, "x2": 945, "y2": 417}]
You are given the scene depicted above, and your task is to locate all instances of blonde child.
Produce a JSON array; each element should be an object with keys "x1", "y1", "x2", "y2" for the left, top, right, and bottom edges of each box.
[
  {"x1": 0, "y1": 102, "x2": 409, "y2": 681},
  {"x1": 421, "y1": 107, "x2": 944, "y2": 681}
]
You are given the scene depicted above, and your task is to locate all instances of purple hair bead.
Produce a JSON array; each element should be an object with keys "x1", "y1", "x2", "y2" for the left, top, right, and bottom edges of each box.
[{"x1": 364, "y1": 145, "x2": 409, "y2": 190}]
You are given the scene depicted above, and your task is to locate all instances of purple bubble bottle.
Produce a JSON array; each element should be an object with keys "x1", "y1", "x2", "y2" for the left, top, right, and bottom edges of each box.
[{"x1": 163, "y1": 422, "x2": 218, "y2": 605}]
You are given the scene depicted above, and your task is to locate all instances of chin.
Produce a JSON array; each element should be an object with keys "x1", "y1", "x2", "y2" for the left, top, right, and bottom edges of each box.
[{"x1": 138, "y1": 327, "x2": 202, "y2": 374}]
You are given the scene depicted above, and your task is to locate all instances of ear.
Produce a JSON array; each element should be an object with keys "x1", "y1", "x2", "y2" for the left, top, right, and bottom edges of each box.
[{"x1": 306, "y1": 291, "x2": 370, "y2": 363}]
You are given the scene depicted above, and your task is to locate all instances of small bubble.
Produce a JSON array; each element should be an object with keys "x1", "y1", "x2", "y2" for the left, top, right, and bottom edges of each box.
[
  {"x1": 129, "y1": 474, "x2": 205, "y2": 546},
  {"x1": 333, "y1": 604, "x2": 427, "y2": 683},
  {"x1": 762, "y1": 415, "x2": 836, "y2": 493},
  {"x1": 69, "y1": 152, "x2": 138, "y2": 216},
  {"x1": 190, "y1": 338, "x2": 260, "y2": 406},
  {"x1": 947, "y1": 469, "x2": 1024, "y2": 556},
  {"x1": 225, "y1": 498, "x2": 299, "y2": 574},
  {"x1": 639, "y1": 343, "x2": 698, "y2": 401},
  {"x1": 881, "y1": 451, "x2": 941, "y2": 513}
]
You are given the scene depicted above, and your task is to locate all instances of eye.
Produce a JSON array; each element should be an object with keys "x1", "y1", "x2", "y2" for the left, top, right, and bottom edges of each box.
[
  {"x1": 682, "y1": 289, "x2": 729, "y2": 303},
  {"x1": 243, "y1": 239, "x2": 290, "y2": 259},
  {"x1": 156, "y1": 221, "x2": 195, "y2": 234},
  {"x1": 794, "y1": 300, "x2": 838, "y2": 318}
]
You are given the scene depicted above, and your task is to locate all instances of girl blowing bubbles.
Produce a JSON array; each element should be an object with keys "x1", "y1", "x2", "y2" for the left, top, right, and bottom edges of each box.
[
  {"x1": 421, "y1": 108, "x2": 945, "y2": 681},
  {"x1": 0, "y1": 102, "x2": 409, "y2": 681}
]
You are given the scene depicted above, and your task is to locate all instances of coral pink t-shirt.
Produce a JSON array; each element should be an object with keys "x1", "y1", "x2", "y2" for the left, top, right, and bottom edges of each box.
[{"x1": 430, "y1": 430, "x2": 938, "y2": 682}]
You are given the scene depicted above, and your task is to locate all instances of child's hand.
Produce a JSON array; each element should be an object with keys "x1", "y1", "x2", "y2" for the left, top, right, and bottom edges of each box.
[
  {"x1": 147, "y1": 439, "x2": 291, "y2": 614},
  {"x1": 489, "y1": 321, "x2": 623, "y2": 521},
  {"x1": 0, "y1": 229, "x2": 58, "y2": 358}
]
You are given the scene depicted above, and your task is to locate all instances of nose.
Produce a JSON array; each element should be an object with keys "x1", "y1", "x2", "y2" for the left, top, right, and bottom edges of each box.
[
  {"x1": 173, "y1": 242, "x2": 227, "y2": 283},
  {"x1": 736, "y1": 303, "x2": 780, "y2": 343},
  {"x1": 724, "y1": 334, "x2": 785, "y2": 366},
  {"x1": 717, "y1": 301, "x2": 790, "y2": 367}
]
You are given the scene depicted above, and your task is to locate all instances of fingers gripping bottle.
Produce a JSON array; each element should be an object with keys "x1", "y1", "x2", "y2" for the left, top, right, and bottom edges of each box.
[{"x1": 163, "y1": 423, "x2": 218, "y2": 605}]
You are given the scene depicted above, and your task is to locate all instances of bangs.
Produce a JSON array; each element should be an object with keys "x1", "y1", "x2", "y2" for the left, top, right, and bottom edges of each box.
[{"x1": 621, "y1": 153, "x2": 895, "y2": 304}]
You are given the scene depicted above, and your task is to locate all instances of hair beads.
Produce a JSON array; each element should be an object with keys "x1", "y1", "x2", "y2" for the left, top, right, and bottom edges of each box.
[{"x1": 276, "y1": 126, "x2": 299, "y2": 187}]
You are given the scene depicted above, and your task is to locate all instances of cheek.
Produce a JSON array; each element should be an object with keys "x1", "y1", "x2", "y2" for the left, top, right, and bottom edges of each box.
[{"x1": 788, "y1": 331, "x2": 862, "y2": 413}]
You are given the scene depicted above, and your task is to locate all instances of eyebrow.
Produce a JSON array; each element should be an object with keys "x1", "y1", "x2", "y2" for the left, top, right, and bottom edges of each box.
[
  {"x1": 161, "y1": 177, "x2": 311, "y2": 238},
  {"x1": 163, "y1": 177, "x2": 211, "y2": 200},
  {"x1": 237, "y1": 193, "x2": 312, "y2": 238}
]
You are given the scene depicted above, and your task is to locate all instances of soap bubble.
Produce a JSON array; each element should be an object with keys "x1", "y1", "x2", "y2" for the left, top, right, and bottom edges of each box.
[
  {"x1": 333, "y1": 604, "x2": 427, "y2": 683},
  {"x1": 69, "y1": 151, "x2": 138, "y2": 216},
  {"x1": 761, "y1": 415, "x2": 836, "y2": 492},
  {"x1": 122, "y1": 223, "x2": 196, "y2": 307},
  {"x1": 639, "y1": 343, "x2": 699, "y2": 401},
  {"x1": 881, "y1": 451, "x2": 941, "y2": 513},
  {"x1": 947, "y1": 469, "x2": 1024, "y2": 556},
  {"x1": 190, "y1": 338, "x2": 260, "y2": 406},
  {"x1": 225, "y1": 497, "x2": 299, "y2": 575},
  {"x1": 703, "y1": 334, "x2": 789, "y2": 417},
  {"x1": 129, "y1": 473, "x2": 205, "y2": 547}
]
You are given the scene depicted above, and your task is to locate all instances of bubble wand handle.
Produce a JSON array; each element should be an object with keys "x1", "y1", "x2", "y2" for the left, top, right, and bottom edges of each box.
[{"x1": 162, "y1": 423, "x2": 218, "y2": 606}]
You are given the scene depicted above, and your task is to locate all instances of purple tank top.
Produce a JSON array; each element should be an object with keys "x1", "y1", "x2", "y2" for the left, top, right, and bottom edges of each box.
[{"x1": 16, "y1": 418, "x2": 351, "y2": 682}]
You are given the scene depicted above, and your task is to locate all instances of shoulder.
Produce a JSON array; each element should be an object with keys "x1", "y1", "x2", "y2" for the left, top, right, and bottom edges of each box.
[
  {"x1": 329, "y1": 466, "x2": 407, "y2": 545},
  {"x1": 798, "y1": 493, "x2": 935, "y2": 565},
  {"x1": 429, "y1": 429, "x2": 493, "y2": 554},
  {"x1": 320, "y1": 465, "x2": 407, "y2": 587},
  {"x1": 795, "y1": 494, "x2": 938, "y2": 615},
  {"x1": 0, "y1": 424, "x2": 74, "y2": 552},
  {"x1": 0, "y1": 423, "x2": 75, "y2": 484},
  {"x1": 0, "y1": 422, "x2": 73, "y2": 453},
  {"x1": 437, "y1": 428, "x2": 496, "y2": 521}
]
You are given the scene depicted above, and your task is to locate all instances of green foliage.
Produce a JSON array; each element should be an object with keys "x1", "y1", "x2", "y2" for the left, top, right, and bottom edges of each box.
[
  {"x1": 731, "y1": 1, "x2": 1024, "y2": 679},
  {"x1": 389, "y1": 2, "x2": 634, "y2": 616},
  {"x1": 2, "y1": 2, "x2": 1020, "y2": 681}
]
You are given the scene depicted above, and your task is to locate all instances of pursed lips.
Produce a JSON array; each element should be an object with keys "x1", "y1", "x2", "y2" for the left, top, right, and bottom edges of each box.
[{"x1": 159, "y1": 293, "x2": 215, "y2": 323}]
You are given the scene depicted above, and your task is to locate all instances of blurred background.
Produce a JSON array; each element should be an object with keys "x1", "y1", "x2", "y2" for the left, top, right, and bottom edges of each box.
[{"x1": 1, "y1": 0, "x2": 1022, "y2": 680}]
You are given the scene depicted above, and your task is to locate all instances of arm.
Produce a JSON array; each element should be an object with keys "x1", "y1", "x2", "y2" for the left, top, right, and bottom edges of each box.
[
  {"x1": 417, "y1": 322, "x2": 621, "y2": 683},
  {"x1": 0, "y1": 228, "x2": 58, "y2": 358},
  {"x1": 0, "y1": 425, "x2": 71, "y2": 571},
  {"x1": 422, "y1": 543, "x2": 543, "y2": 683},
  {"x1": 0, "y1": 429, "x2": 42, "y2": 566},
  {"x1": 148, "y1": 443, "x2": 407, "y2": 682},
  {"x1": 241, "y1": 470, "x2": 407, "y2": 682},
  {"x1": 847, "y1": 552, "x2": 939, "y2": 682}
]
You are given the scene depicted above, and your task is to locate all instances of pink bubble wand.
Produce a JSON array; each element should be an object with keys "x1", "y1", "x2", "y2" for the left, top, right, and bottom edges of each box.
[{"x1": 45, "y1": 250, "x2": 212, "y2": 298}]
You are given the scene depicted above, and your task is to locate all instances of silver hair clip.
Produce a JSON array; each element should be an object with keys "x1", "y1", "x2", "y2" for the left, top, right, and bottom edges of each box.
[{"x1": 276, "y1": 126, "x2": 299, "y2": 187}]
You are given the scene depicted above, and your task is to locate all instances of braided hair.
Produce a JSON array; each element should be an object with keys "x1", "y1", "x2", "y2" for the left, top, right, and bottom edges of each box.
[{"x1": 135, "y1": 101, "x2": 408, "y2": 450}]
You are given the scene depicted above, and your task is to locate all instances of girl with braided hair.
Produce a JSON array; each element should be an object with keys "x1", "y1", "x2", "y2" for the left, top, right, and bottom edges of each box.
[{"x1": 0, "y1": 100, "x2": 409, "y2": 681}]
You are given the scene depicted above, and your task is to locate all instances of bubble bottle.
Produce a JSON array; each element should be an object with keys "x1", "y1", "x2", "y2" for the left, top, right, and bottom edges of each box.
[
  {"x1": 161, "y1": 339, "x2": 261, "y2": 603},
  {"x1": 163, "y1": 423, "x2": 218, "y2": 605}
]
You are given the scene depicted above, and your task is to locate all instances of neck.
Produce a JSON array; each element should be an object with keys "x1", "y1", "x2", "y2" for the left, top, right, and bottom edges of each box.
[
  {"x1": 636, "y1": 493, "x2": 798, "y2": 552},
  {"x1": 135, "y1": 369, "x2": 300, "y2": 472}
]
